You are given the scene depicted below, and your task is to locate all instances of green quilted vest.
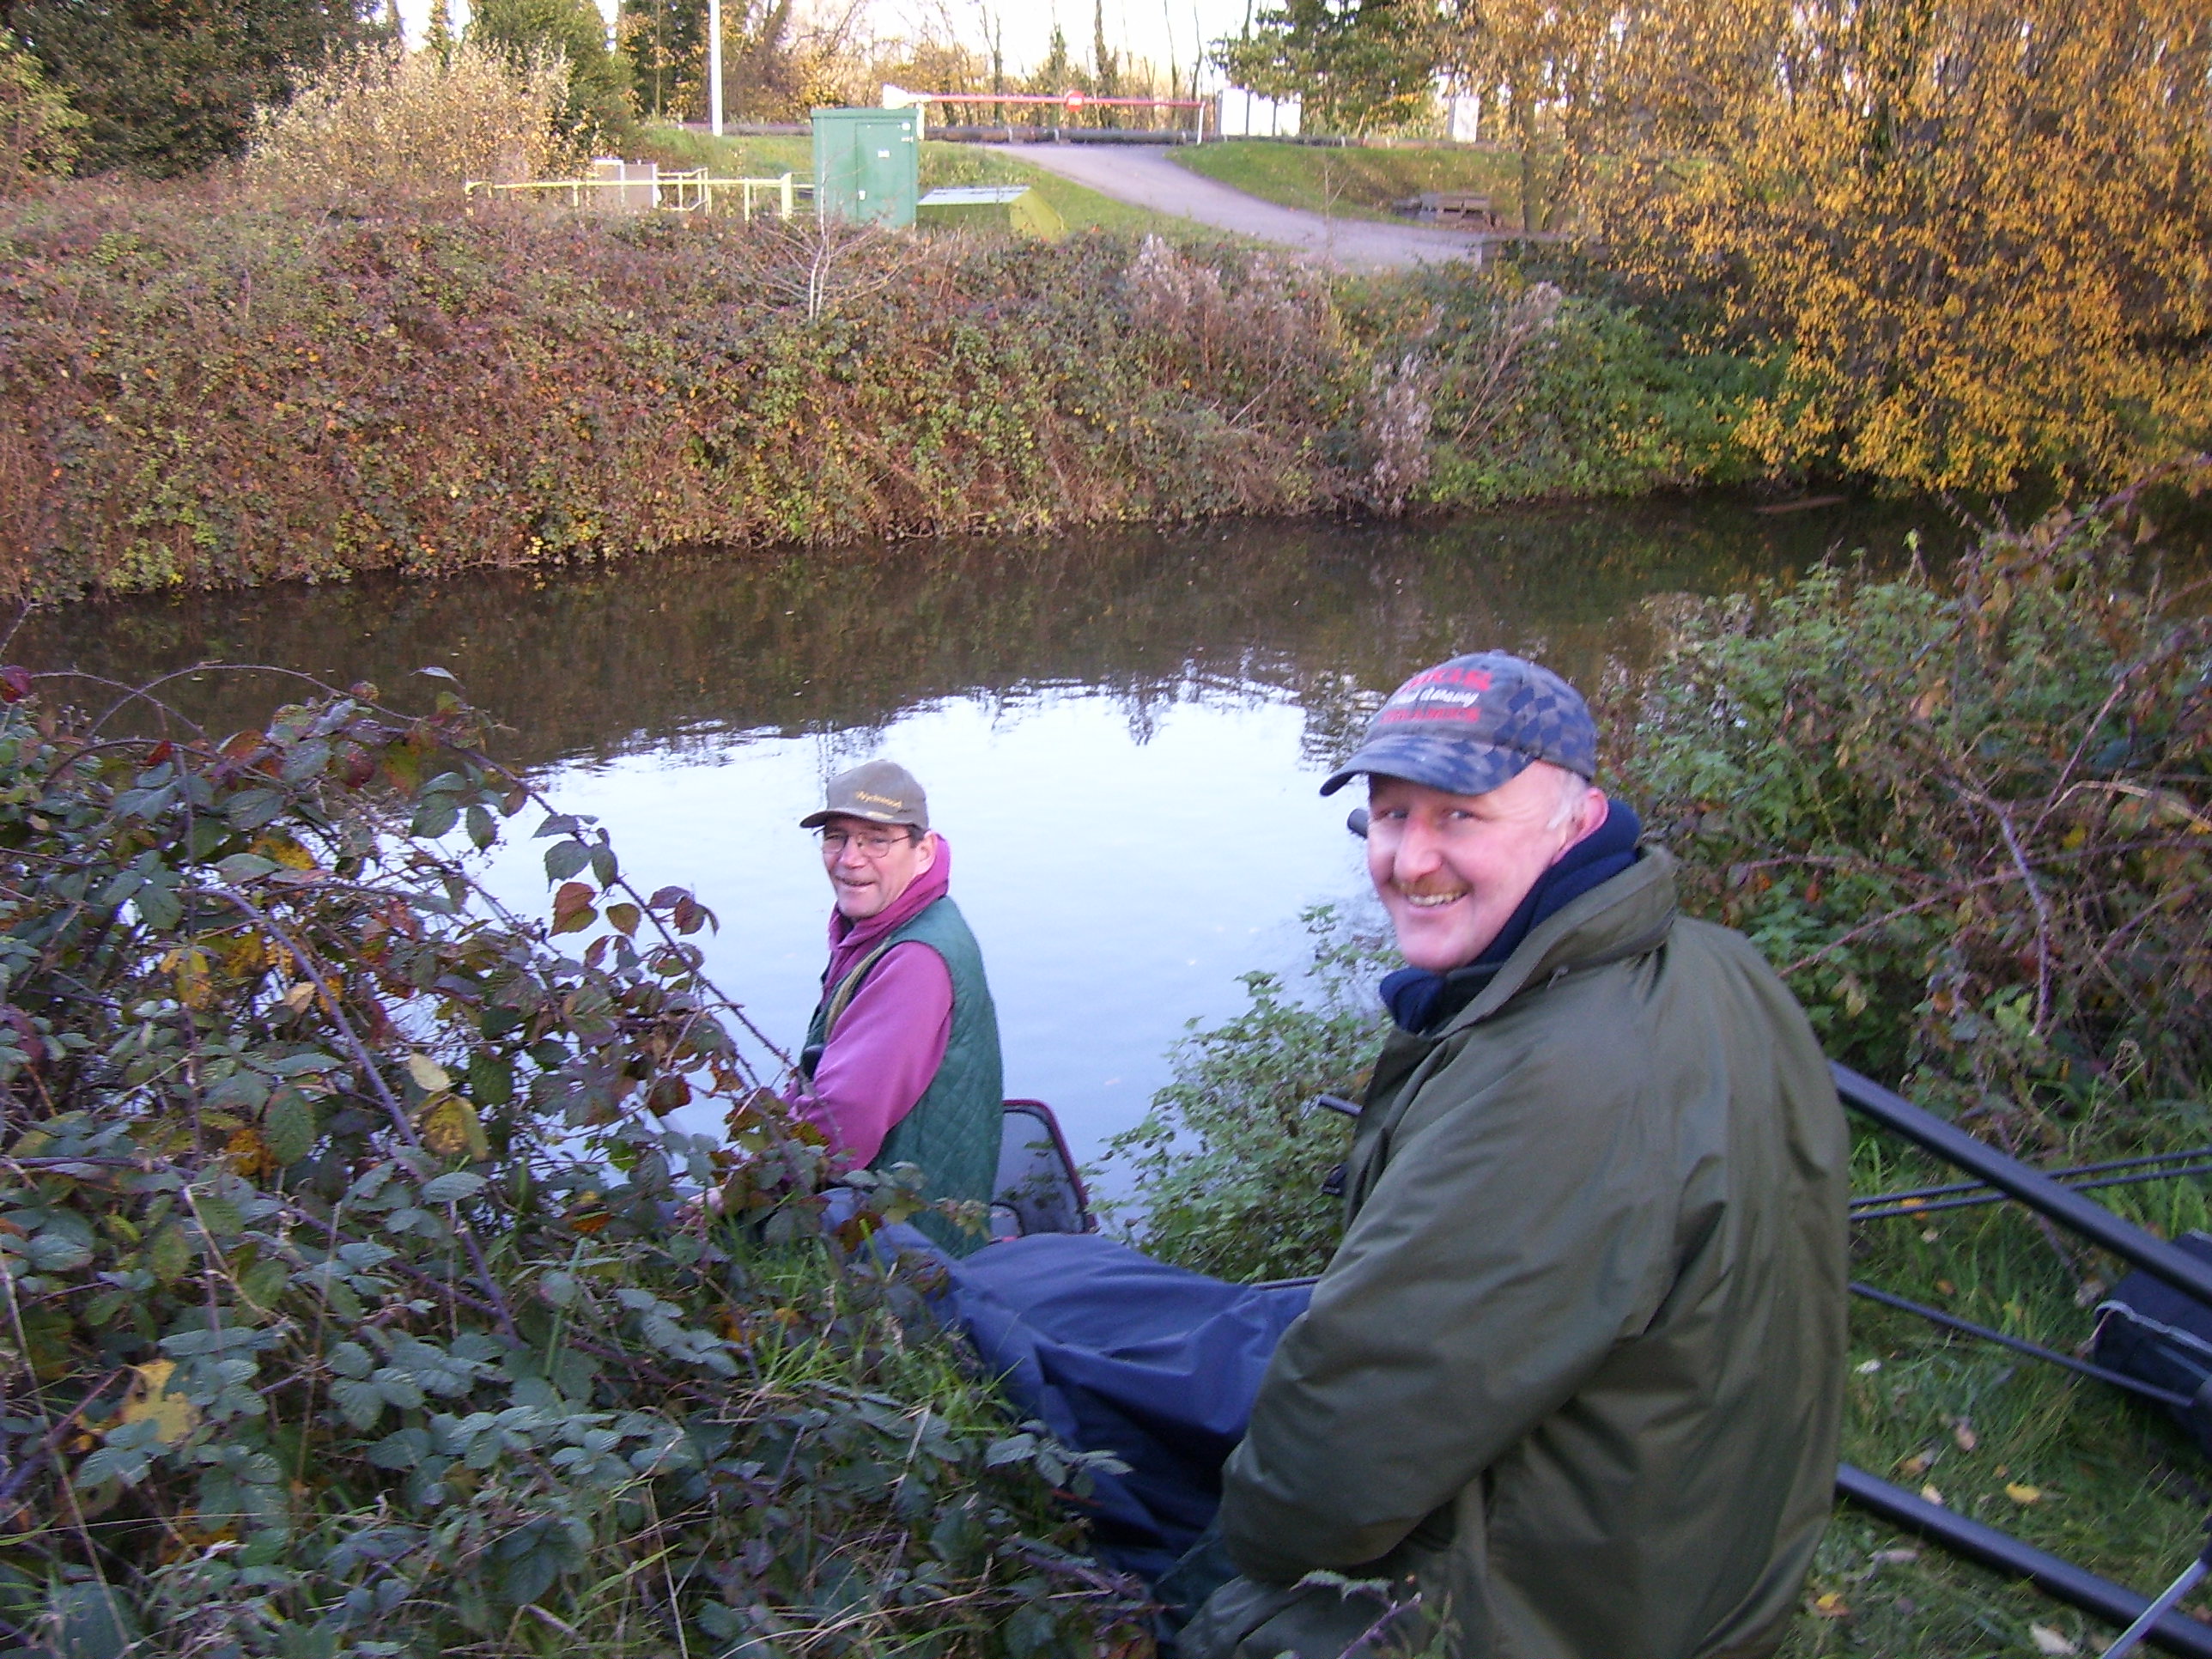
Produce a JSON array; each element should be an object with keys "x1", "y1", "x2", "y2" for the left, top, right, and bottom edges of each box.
[{"x1": 802, "y1": 896, "x2": 1004, "y2": 1255}]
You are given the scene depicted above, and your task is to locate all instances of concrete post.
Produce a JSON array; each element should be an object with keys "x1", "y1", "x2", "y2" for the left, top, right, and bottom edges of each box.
[{"x1": 708, "y1": 0, "x2": 724, "y2": 137}]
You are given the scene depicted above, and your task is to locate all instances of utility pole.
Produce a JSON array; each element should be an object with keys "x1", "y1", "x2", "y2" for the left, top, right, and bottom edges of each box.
[{"x1": 709, "y1": 0, "x2": 725, "y2": 136}]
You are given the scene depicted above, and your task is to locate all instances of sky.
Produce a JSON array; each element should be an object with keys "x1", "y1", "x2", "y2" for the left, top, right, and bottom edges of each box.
[{"x1": 392, "y1": 0, "x2": 1258, "y2": 91}]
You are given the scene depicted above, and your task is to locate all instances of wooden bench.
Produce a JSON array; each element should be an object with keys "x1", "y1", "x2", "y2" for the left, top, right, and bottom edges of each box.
[{"x1": 1395, "y1": 191, "x2": 1503, "y2": 228}]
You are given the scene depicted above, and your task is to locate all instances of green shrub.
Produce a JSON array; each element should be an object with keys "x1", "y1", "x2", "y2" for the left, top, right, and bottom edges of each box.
[
  {"x1": 1425, "y1": 286, "x2": 1778, "y2": 504},
  {"x1": 1607, "y1": 471, "x2": 2212, "y2": 1121},
  {"x1": 1102, "y1": 908, "x2": 1386, "y2": 1282},
  {"x1": 0, "y1": 33, "x2": 83, "y2": 193},
  {"x1": 0, "y1": 668, "x2": 1142, "y2": 1655}
]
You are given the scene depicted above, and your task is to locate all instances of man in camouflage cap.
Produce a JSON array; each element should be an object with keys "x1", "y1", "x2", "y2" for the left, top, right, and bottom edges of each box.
[{"x1": 1185, "y1": 652, "x2": 1849, "y2": 1659}]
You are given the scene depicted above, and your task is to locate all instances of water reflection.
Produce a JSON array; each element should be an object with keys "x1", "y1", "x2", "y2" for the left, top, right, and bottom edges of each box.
[{"x1": 18, "y1": 497, "x2": 1960, "y2": 1176}]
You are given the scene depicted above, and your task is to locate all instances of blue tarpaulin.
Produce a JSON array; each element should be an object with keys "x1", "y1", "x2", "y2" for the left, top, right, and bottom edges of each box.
[{"x1": 943, "y1": 1233, "x2": 1312, "y2": 1583}]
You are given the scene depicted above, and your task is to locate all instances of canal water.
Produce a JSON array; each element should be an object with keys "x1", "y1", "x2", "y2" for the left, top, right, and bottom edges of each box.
[{"x1": 18, "y1": 497, "x2": 1957, "y2": 1183}]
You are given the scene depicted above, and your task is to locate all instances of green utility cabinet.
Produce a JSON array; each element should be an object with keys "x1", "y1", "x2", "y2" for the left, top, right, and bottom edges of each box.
[{"x1": 811, "y1": 108, "x2": 921, "y2": 227}]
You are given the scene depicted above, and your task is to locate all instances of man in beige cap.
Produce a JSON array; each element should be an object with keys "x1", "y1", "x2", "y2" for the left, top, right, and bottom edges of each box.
[{"x1": 794, "y1": 760, "x2": 1004, "y2": 1254}]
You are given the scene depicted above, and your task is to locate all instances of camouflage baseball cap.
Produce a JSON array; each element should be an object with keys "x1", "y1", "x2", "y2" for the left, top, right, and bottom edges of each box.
[
  {"x1": 800, "y1": 759, "x2": 930, "y2": 830},
  {"x1": 1319, "y1": 652, "x2": 1596, "y2": 798}
]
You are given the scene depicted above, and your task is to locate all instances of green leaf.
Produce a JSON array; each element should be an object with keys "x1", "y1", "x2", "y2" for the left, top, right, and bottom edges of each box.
[
  {"x1": 96, "y1": 869, "x2": 145, "y2": 906},
  {"x1": 588, "y1": 844, "x2": 617, "y2": 887},
  {"x1": 225, "y1": 789, "x2": 288, "y2": 831},
  {"x1": 205, "y1": 1071, "x2": 270, "y2": 1110},
  {"x1": 368, "y1": 1427, "x2": 428, "y2": 1469},
  {"x1": 45, "y1": 1581, "x2": 143, "y2": 1659},
  {"x1": 421, "y1": 1172, "x2": 486, "y2": 1203},
  {"x1": 983, "y1": 1433, "x2": 1036, "y2": 1468},
  {"x1": 543, "y1": 840, "x2": 591, "y2": 882},
  {"x1": 279, "y1": 738, "x2": 332, "y2": 783},
  {"x1": 465, "y1": 804, "x2": 496, "y2": 850},
  {"x1": 27, "y1": 1231, "x2": 93, "y2": 1272},
  {"x1": 330, "y1": 1376, "x2": 388, "y2": 1431},
  {"x1": 264, "y1": 1090, "x2": 316, "y2": 1166},
  {"x1": 501, "y1": 1540, "x2": 564, "y2": 1607},
  {"x1": 466, "y1": 1053, "x2": 514, "y2": 1108},
  {"x1": 136, "y1": 883, "x2": 183, "y2": 931},
  {"x1": 148, "y1": 1224, "x2": 193, "y2": 1285},
  {"x1": 1004, "y1": 1601, "x2": 1058, "y2": 1658},
  {"x1": 239, "y1": 1256, "x2": 289, "y2": 1310},
  {"x1": 215, "y1": 853, "x2": 280, "y2": 883},
  {"x1": 411, "y1": 797, "x2": 460, "y2": 839}
]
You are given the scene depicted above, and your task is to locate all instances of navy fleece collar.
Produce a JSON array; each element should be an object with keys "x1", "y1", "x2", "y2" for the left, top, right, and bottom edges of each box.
[{"x1": 1380, "y1": 801, "x2": 1643, "y2": 1035}]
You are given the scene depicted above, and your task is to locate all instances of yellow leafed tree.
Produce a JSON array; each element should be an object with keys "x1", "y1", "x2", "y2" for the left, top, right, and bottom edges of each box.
[
  {"x1": 244, "y1": 41, "x2": 572, "y2": 204},
  {"x1": 1577, "y1": 0, "x2": 2212, "y2": 490}
]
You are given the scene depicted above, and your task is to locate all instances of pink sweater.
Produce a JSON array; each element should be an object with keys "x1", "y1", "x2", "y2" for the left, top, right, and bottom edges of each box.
[{"x1": 793, "y1": 840, "x2": 957, "y2": 1164}]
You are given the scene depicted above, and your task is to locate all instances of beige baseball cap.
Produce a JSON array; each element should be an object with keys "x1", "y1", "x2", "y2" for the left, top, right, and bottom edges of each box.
[{"x1": 799, "y1": 759, "x2": 930, "y2": 831}]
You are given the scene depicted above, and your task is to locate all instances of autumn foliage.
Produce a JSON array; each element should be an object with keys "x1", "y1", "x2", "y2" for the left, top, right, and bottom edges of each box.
[
  {"x1": 1462, "y1": 0, "x2": 2212, "y2": 492},
  {"x1": 0, "y1": 190, "x2": 1750, "y2": 598}
]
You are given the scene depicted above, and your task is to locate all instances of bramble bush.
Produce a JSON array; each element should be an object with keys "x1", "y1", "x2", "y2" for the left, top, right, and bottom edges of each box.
[
  {"x1": 0, "y1": 666, "x2": 1145, "y2": 1656},
  {"x1": 0, "y1": 190, "x2": 1784, "y2": 600},
  {"x1": 1101, "y1": 908, "x2": 1385, "y2": 1282},
  {"x1": 1607, "y1": 468, "x2": 2212, "y2": 1129},
  {"x1": 0, "y1": 200, "x2": 1376, "y2": 597}
]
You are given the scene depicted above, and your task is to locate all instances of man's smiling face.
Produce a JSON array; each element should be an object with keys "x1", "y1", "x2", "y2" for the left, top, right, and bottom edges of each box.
[
  {"x1": 1365, "y1": 764, "x2": 1604, "y2": 972},
  {"x1": 820, "y1": 816, "x2": 936, "y2": 921}
]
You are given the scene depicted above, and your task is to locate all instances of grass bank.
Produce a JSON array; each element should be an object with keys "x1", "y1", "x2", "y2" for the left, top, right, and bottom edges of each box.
[
  {"x1": 0, "y1": 185, "x2": 1772, "y2": 599},
  {"x1": 1170, "y1": 139, "x2": 1527, "y2": 226},
  {"x1": 1107, "y1": 490, "x2": 2212, "y2": 1656},
  {"x1": 641, "y1": 127, "x2": 1194, "y2": 235}
]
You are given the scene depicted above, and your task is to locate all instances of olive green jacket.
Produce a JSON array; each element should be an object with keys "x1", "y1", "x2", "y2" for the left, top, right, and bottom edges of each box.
[{"x1": 1212, "y1": 851, "x2": 1848, "y2": 1659}]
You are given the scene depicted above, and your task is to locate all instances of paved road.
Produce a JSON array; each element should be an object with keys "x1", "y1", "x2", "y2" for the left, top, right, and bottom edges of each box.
[{"x1": 997, "y1": 143, "x2": 1486, "y2": 272}]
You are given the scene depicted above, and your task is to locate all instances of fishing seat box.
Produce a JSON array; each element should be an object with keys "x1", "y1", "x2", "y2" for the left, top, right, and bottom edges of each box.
[{"x1": 2093, "y1": 1229, "x2": 2212, "y2": 1458}]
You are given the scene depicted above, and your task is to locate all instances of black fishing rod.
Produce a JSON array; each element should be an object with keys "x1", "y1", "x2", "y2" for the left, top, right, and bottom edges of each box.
[
  {"x1": 1847, "y1": 1281, "x2": 2193, "y2": 1407},
  {"x1": 1857, "y1": 1146, "x2": 2212, "y2": 1212}
]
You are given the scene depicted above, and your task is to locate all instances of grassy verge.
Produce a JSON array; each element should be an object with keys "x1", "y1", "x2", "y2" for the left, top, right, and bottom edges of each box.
[
  {"x1": 1790, "y1": 1132, "x2": 2212, "y2": 1657},
  {"x1": 639, "y1": 125, "x2": 1191, "y2": 234},
  {"x1": 1109, "y1": 494, "x2": 2212, "y2": 1655},
  {"x1": 1170, "y1": 139, "x2": 1527, "y2": 224}
]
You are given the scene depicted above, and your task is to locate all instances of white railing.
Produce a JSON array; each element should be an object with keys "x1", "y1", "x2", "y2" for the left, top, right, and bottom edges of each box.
[{"x1": 462, "y1": 171, "x2": 805, "y2": 220}]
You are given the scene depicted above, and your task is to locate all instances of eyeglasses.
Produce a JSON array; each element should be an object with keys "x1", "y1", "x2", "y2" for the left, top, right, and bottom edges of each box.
[{"x1": 817, "y1": 828, "x2": 915, "y2": 858}]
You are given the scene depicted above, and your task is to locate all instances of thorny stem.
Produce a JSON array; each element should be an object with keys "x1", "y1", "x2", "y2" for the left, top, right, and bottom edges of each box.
[
  {"x1": 205, "y1": 884, "x2": 521, "y2": 1340},
  {"x1": 1972, "y1": 792, "x2": 2057, "y2": 1036},
  {"x1": 0, "y1": 1367, "x2": 126, "y2": 1515}
]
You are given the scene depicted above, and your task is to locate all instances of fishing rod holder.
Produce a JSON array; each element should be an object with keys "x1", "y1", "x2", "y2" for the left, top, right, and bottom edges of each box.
[{"x1": 1835, "y1": 1063, "x2": 2212, "y2": 1656}]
